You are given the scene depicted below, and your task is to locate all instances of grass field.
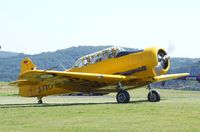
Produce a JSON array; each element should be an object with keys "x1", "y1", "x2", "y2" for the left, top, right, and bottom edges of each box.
[{"x1": 0, "y1": 82, "x2": 200, "y2": 132}]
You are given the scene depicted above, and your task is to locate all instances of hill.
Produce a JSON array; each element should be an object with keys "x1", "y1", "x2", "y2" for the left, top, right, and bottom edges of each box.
[{"x1": 0, "y1": 51, "x2": 19, "y2": 58}]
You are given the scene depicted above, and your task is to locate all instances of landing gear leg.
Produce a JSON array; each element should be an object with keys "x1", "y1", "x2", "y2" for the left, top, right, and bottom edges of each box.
[
  {"x1": 147, "y1": 84, "x2": 152, "y2": 91},
  {"x1": 147, "y1": 84, "x2": 160, "y2": 102},
  {"x1": 116, "y1": 82, "x2": 130, "y2": 103},
  {"x1": 37, "y1": 97, "x2": 43, "y2": 104}
]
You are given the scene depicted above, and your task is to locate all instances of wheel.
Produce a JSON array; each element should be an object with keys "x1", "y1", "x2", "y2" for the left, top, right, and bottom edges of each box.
[
  {"x1": 116, "y1": 90, "x2": 130, "y2": 103},
  {"x1": 148, "y1": 90, "x2": 160, "y2": 102},
  {"x1": 38, "y1": 99, "x2": 43, "y2": 104}
]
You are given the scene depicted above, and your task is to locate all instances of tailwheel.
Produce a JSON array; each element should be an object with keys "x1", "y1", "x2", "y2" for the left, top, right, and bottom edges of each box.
[
  {"x1": 37, "y1": 97, "x2": 43, "y2": 104},
  {"x1": 147, "y1": 90, "x2": 160, "y2": 102},
  {"x1": 116, "y1": 90, "x2": 130, "y2": 103}
]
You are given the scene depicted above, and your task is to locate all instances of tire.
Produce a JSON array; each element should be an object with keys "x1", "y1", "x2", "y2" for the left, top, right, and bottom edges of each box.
[
  {"x1": 148, "y1": 90, "x2": 160, "y2": 102},
  {"x1": 38, "y1": 99, "x2": 43, "y2": 104},
  {"x1": 116, "y1": 90, "x2": 130, "y2": 103}
]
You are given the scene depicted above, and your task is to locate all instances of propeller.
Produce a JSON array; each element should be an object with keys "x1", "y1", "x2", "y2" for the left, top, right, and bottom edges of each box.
[
  {"x1": 154, "y1": 50, "x2": 169, "y2": 76},
  {"x1": 157, "y1": 50, "x2": 169, "y2": 69},
  {"x1": 155, "y1": 41, "x2": 175, "y2": 76},
  {"x1": 157, "y1": 41, "x2": 175, "y2": 70},
  {"x1": 156, "y1": 41, "x2": 175, "y2": 86}
]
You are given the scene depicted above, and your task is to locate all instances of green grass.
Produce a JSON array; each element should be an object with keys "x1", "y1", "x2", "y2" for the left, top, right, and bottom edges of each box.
[
  {"x1": 0, "y1": 93, "x2": 18, "y2": 96},
  {"x1": 0, "y1": 88, "x2": 200, "y2": 132}
]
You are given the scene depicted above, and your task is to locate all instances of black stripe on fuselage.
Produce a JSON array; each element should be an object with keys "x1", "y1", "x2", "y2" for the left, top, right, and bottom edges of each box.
[{"x1": 115, "y1": 66, "x2": 147, "y2": 76}]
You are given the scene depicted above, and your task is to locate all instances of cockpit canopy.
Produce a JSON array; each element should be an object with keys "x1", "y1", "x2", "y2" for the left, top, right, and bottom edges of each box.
[{"x1": 74, "y1": 47, "x2": 125, "y2": 68}]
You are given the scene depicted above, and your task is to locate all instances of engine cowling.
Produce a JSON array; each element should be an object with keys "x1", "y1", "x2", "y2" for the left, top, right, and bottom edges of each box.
[{"x1": 154, "y1": 49, "x2": 170, "y2": 75}]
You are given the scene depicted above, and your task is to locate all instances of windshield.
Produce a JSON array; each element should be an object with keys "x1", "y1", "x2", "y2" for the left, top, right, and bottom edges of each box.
[{"x1": 73, "y1": 47, "x2": 125, "y2": 68}]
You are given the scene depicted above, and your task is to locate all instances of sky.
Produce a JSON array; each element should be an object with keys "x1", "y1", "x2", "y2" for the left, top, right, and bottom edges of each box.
[{"x1": 0, "y1": 0, "x2": 200, "y2": 57}]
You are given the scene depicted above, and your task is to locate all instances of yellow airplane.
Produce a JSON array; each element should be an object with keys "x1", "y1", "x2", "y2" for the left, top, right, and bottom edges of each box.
[{"x1": 11, "y1": 46, "x2": 189, "y2": 104}]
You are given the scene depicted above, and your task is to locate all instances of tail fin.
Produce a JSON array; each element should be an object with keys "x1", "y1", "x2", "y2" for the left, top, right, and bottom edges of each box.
[{"x1": 20, "y1": 58, "x2": 36, "y2": 74}]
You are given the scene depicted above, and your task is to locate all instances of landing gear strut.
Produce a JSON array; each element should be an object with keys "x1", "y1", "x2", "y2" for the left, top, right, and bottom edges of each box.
[
  {"x1": 116, "y1": 83, "x2": 130, "y2": 103},
  {"x1": 37, "y1": 97, "x2": 43, "y2": 104},
  {"x1": 147, "y1": 84, "x2": 160, "y2": 102}
]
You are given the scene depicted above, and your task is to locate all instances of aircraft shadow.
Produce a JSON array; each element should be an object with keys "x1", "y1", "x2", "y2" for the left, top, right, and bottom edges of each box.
[{"x1": 0, "y1": 100, "x2": 149, "y2": 109}]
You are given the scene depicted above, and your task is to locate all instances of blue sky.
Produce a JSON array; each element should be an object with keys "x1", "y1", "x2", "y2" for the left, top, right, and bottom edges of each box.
[{"x1": 0, "y1": 0, "x2": 200, "y2": 57}]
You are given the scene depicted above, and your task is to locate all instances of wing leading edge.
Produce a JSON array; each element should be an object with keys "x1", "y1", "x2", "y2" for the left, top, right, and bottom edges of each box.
[
  {"x1": 153, "y1": 73, "x2": 190, "y2": 83},
  {"x1": 13, "y1": 70, "x2": 139, "y2": 86}
]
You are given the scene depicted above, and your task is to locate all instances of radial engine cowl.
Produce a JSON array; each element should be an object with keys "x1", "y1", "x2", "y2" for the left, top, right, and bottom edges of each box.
[{"x1": 155, "y1": 49, "x2": 170, "y2": 75}]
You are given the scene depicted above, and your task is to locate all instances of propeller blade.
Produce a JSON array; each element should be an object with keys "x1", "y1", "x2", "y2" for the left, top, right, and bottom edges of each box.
[{"x1": 167, "y1": 41, "x2": 175, "y2": 56}]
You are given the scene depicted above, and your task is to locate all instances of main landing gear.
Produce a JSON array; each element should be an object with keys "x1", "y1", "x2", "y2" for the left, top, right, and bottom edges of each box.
[
  {"x1": 116, "y1": 83, "x2": 130, "y2": 103},
  {"x1": 115, "y1": 83, "x2": 161, "y2": 103},
  {"x1": 147, "y1": 84, "x2": 160, "y2": 102},
  {"x1": 37, "y1": 97, "x2": 43, "y2": 104}
]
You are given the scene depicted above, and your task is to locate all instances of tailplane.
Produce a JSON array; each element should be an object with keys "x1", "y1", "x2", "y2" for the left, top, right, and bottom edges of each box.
[{"x1": 20, "y1": 58, "x2": 36, "y2": 75}]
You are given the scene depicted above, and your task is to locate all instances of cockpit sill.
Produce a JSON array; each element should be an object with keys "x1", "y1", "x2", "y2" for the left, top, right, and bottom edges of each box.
[{"x1": 73, "y1": 47, "x2": 143, "y2": 68}]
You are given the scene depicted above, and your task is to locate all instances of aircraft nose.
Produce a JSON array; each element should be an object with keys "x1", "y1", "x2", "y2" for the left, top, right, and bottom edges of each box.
[
  {"x1": 154, "y1": 49, "x2": 170, "y2": 75},
  {"x1": 157, "y1": 49, "x2": 170, "y2": 70}
]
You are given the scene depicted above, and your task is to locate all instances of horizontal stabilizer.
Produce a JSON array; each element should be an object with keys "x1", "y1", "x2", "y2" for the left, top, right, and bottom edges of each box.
[
  {"x1": 9, "y1": 80, "x2": 28, "y2": 86},
  {"x1": 9, "y1": 80, "x2": 39, "y2": 86}
]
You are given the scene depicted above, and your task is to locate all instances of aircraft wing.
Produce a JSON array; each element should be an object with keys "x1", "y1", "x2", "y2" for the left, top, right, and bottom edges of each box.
[
  {"x1": 11, "y1": 70, "x2": 189, "y2": 92},
  {"x1": 153, "y1": 73, "x2": 190, "y2": 83},
  {"x1": 12, "y1": 70, "x2": 138, "y2": 88}
]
